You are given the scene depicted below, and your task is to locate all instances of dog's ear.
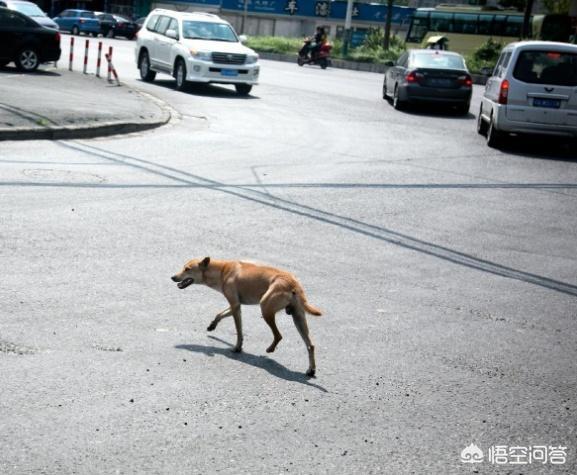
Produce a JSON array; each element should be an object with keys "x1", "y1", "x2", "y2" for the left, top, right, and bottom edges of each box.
[{"x1": 199, "y1": 257, "x2": 211, "y2": 268}]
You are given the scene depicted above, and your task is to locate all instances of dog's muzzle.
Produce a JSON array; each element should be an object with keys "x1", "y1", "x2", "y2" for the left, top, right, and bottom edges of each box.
[{"x1": 176, "y1": 278, "x2": 194, "y2": 289}]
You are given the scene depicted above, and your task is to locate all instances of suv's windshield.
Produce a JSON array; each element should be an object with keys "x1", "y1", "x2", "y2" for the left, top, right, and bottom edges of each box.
[
  {"x1": 513, "y1": 50, "x2": 577, "y2": 87},
  {"x1": 13, "y1": 2, "x2": 45, "y2": 16},
  {"x1": 412, "y1": 52, "x2": 466, "y2": 70},
  {"x1": 182, "y1": 20, "x2": 237, "y2": 42}
]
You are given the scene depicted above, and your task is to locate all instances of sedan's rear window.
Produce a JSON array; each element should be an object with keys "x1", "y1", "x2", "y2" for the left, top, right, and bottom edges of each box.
[
  {"x1": 513, "y1": 50, "x2": 577, "y2": 86},
  {"x1": 411, "y1": 52, "x2": 466, "y2": 70}
]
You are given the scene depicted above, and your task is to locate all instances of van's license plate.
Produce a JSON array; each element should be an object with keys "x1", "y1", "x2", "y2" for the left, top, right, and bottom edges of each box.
[
  {"x1": 533, "y1": 98, "x2": 561, "y2": 109},
  {"x1": 221, "y1": 69, "x2": 238, "y2": 77}
]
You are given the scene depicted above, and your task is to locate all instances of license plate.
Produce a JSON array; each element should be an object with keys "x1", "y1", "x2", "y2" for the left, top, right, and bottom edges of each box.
[
  {"x1": 221, "y1": 69, "x2": 238, "y2": 77},
  {"x1": 429, "y1": 78, "x2": 451, "y2": 87},
  {"x1": 533, "y1": 98, "x2": 560, "y2": 109}
]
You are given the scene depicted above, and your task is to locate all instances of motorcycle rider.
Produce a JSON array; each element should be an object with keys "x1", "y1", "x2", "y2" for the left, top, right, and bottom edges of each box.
[
  {"x1": 300, "y1": 26, "x2": 326, "y2": 60},
  {"x1": 310, "y1": 27, "x2": 327, "y2": 59}
]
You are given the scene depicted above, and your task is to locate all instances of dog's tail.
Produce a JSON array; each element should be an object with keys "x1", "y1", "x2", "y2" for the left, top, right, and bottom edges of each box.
[
  {"x1": 292, "y1": 286, "x2": 323, "y2": 317},
  {"x1": 304, "y1": 301, "x2": 323, "y2": 316}
]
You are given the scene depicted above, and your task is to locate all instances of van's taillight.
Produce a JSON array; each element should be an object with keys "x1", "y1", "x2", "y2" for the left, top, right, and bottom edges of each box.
[
  {"x1": 498, "y1": 79, "x2": 509, "y2": 105},
  {"x1": 458, "y1": 74, "x2": 473, "y2": 87},
  {"x1": 55, "y1": 32, "x2": 61, "y2": 43}
]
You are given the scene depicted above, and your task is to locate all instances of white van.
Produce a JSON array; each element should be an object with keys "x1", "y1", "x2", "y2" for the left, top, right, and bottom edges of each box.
[{"x1": 477, "y1": 41, "x2": 577, "y2": 147}]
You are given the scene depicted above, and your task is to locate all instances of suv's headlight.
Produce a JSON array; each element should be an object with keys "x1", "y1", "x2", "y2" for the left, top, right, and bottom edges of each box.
[
  {"x1": 190, "y1": 50, "x2": 211, "y2": 61},
  {"x1": 246, "y1": 54, "x2": 258, "y2": 64}
]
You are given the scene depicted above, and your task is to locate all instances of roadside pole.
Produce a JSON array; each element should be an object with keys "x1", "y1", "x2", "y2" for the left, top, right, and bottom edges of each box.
[
  {"x1": 342, "y1": 0, "x2": 353, "y2": 56},
  {"x1": 241, "y1": 0, "x2": 249, "y2": 33}
]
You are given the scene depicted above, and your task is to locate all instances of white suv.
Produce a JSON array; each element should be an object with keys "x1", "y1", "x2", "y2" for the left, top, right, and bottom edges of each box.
[
  {"x1": 478, "y1": 41, "x2": 577, "y2": 147},
  {"x1": 135, "y1": 9, "x2": 259, "y2": 95}
]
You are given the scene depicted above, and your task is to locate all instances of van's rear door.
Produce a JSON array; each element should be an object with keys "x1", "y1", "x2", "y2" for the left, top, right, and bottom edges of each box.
[{"x1": 505, "y1": 48, "x2": 577, "y2": 126}]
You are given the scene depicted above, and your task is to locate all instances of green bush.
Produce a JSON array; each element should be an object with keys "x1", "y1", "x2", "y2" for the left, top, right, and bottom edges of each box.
[
  {"x1": 473, "y1": 38, "x2": 503, "y2": 61},
  {"x1": 244, "y1": 36, "x2": 303, "y2": 54},
  {"x1": 466, "y1": 38, "x2": 503, "y2": 74},
  {"x1": 244, "y1": 30, "x2": 406, "y2": 64}
]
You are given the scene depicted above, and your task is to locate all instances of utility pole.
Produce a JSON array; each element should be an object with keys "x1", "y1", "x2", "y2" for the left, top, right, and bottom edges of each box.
[
  {"x1": 241, "y1": 0, "x2": 249, "y2": 34},
  {"x1": 342, "y1": 0, "x2": 353, "y2": 56},
  {"x1": 522, "y1": 0, "x2": 534, "y2": 38},
  {"x1": 383, "y1": 0, "x2": 393, "y2": 50}
]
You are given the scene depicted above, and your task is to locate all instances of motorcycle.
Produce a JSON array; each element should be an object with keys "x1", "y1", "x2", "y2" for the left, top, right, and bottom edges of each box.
[{"x1": 297, "y1": 39, "x2": 332, "y2": 69}]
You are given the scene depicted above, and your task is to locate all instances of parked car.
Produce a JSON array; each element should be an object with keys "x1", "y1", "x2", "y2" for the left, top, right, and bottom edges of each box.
[
  {"x1": 111, "y1": 14, "x2": 137, "y2": 39},
  {"x1": 135, "y1": 16, "x2": 145, "y2": 32},
  {"x1": 0, "y1": 0, "x2": 58, "y2": 29},
  {"x1": 0, "y1": 6, "x2": 61, "y2": 71},
  {"x1": 382, "y1": 49, "x2": 473, "y2": 114},
  {"x1": 478, "y1": 41, "x2": 577, "y2": 147},
  {"x1": 52, "y1": 9, "x2": 100, "y2": 36},
  {"x1": 135, "y1": 9, "x2": 259, "y2": 95},
  {"x1": 94, "y1": 11, "x2": 115, "y2": 37}
]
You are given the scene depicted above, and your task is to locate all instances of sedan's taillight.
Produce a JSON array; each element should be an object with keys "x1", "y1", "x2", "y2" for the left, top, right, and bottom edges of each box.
[
  {"x1": 406, "y1": 70, "x2": 424, "y2": 83},
  {"x1": 498, "y1": 79, "x2": 510, "y2": 105},
  {"x1": 55, "y1": 31, "x2": 61, "y2": 43},
  {"x1": 458, "y1": 74, "x2": 473, "y2": 87}
]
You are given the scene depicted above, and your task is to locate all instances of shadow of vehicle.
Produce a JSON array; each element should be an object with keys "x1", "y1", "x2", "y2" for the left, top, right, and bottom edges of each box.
[
  {"x1": 492, "y1": 134, "x2": 577, "y2": 162},
  {"x1": 0, "y1": 64, "x2": 61, "y2": 76},
  {"x1": 390, "y1": 101, "x2": 475, "y2": 120},
  {"x1": 140, "y1": 79, "x2": 259, "y2": 99}
]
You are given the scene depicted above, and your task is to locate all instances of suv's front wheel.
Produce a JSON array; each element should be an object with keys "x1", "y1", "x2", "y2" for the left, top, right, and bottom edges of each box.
[
  {"x1": 235, "y1": 84, "x2": 252, "y2": 96},
  {"x1": 139, "y1": 50, "x2": 156, "y2": 82},
  {"x1": 174, "y1": 59, "x2": 187, "y2": 91}
]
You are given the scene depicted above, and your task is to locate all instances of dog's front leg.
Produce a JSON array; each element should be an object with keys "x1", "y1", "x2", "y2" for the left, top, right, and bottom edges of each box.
[{"x1": 207, "y1": 307, "x2": 232, "y2": 332}]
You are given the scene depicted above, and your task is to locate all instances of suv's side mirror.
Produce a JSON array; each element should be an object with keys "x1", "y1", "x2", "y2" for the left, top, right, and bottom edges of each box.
[
  {"x1": 239, "y1": 34, "x2": 247, "y2": 43},
  {"x1": 166, "y1": 29, "x2": 178, "y2": 40}
]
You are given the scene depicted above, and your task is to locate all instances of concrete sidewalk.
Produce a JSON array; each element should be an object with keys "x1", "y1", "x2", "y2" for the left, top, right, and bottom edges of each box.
[{"x1": 0, "y1": 66, "x2": 171, "y2": 141}]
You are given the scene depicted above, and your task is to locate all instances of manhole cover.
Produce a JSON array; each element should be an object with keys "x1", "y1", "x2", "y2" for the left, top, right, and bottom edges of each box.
[{"x1": 0, "y1": 340, "x2": 36, "y2": 355}]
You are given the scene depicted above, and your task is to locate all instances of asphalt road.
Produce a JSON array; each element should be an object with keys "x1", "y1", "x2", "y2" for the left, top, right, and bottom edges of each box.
[{"x1": 1, "y1": 36, "x2": 576, "y2": 474}]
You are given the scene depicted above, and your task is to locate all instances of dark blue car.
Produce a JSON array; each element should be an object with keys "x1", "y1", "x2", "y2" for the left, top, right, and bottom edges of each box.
[{"x1": 52, "y1": 9, "x2": 99, "y2": 35}]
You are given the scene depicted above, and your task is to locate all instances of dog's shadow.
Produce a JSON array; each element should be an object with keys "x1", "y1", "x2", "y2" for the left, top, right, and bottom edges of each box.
[{"x1": 175, "y1": 336, "x2": 328, "y2": 392}]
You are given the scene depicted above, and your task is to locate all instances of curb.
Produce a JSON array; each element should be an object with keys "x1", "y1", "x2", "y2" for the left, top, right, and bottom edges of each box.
[
  {"x1": 0, "y1": 81, "x2": 173, "y2": 142},
  {"x1": 258, "y1": 51, "x2": 490, "y2": 84},
  {"x1": 0, "y1": 119, "x2": 169, "y2": 141}
]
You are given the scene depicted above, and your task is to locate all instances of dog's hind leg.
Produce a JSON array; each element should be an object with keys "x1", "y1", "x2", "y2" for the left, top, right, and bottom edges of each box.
[
  {"x1": 260, "y1": 284, "x2": 291, "y2": 353},
  {"x1": 207, "y1": 307, "x2": 232, "y2": 332},
  {"x1": 230, "y1": 303, "x2": 243, "y2": 353},
  {"x1": 292, "y1": 311, "x2": 316, "y2": 377}
]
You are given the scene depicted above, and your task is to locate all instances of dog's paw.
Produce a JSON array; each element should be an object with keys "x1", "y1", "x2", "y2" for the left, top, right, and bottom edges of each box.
[
  {"x1": 207, "y1": 323, "x2": 217, "y2": 332},
  {"x1": 305, "y1": 369, "x2": 316, "y2": 378},
  {"x1": 266, "y1": 345, "x2": 276, "y2": 353},
  {"x1": 231, "y1": 346, "x2": 242, "y2": 353}
]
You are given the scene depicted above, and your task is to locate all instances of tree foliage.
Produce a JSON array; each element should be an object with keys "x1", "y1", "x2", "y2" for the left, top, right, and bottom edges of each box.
[
  {"x1": 499, "y1": 0, "x2": 525, "y2": 11},
  {"x1": 542, "y1": 0, "x2": 571, "y2": 14}
]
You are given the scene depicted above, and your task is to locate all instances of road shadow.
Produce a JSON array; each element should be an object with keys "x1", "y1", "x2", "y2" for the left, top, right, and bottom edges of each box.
[
  {"x1": 383, "y1": 98, "x2": 474, "y2": 120},
  {"x1": 492, "y1": 135, "x2": 577, "y2": 162},
  {"x1": 175, "y1": 336, "x2": 328, "y2": 392},
  {"x1": 0, "y1": 66, "x2": 61, "y2": 77},
  {"x1": 140, "y1": 79, "x2": 259, "y2": 100}
]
